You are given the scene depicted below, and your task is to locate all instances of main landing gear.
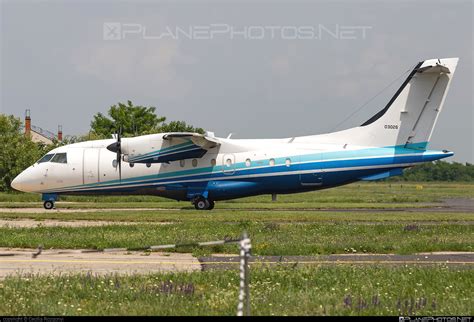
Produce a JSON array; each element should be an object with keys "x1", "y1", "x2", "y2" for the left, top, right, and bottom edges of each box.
[
  {"x1": 43, "y1": 200, "x2": 55, "y2": 210},
  {"x1": 193, "y1": 196, "x2": 215, "y2": 210}
]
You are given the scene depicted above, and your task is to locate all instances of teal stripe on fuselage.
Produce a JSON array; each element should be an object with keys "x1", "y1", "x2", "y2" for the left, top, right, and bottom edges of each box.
[{"x1": 43, "y1": 142, "x2": 433, "y2": 193}]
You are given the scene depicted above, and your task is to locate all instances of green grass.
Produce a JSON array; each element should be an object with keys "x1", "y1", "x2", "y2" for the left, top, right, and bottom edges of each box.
[
  {"x1": 0, "y1": 182, "x2": 471, "y2": 316},
  {"x1": 0, "y1": 222, "x2": 471, "y2": 255},
  {"x1": 0, "y1": 210, "x2": 473, "y2": 223},
  {"x1": 0, "y1": 265, "x2": 472, "y2": 316}
]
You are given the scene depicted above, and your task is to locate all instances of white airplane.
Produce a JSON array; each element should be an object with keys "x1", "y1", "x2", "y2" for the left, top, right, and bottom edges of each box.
[{"x1": 12, "y1": 58, "x2": 458, "y2": 210}]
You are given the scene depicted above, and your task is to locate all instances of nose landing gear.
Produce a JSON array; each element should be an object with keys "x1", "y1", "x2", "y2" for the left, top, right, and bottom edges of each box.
[
  {"x1": 193, "y1": 196, "x2": 215, "y2": 210},
  {"x1": 42, "y1": 193, "x2": 58, "y2": 210}
]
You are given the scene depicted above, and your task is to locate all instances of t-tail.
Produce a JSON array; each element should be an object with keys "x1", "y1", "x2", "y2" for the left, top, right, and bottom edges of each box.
[{"x1": 313, "y1": 57, "x2": 459, "y2": 152}]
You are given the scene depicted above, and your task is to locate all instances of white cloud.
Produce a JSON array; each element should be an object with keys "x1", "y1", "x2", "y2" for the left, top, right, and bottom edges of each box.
[{"x1": 71, "y1": 39, "x2": 196, "y2": 100}]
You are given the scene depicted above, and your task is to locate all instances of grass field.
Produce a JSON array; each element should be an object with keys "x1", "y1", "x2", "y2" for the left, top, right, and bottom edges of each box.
[
  {"x1": 0, "y1": 265, "x2": 472, "y2": 316},
  {"x1": 0, "y1": 182, "x2": 472, "y2": 315},
  {"x1": 0, "y1": 221, "x2": 472, "y2": 255}
]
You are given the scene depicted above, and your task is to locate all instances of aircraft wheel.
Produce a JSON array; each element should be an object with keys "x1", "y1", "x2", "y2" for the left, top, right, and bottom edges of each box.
[
  {"x1": 194, "y1": 197, "x2": 210, "y2": 210},
  {"x1": 43, "y1": 201, "x2": 55, "y2": 210},
  {"x1": 207, "y1": 200, "x2": 215, "y2": 210}
]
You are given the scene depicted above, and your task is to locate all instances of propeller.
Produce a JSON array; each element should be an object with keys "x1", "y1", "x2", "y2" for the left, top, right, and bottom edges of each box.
[{"x1": 106, "y1": 127, "x2": 122, "y2": 182}]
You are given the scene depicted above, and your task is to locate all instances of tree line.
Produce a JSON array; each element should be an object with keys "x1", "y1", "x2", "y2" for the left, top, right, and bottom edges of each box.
[{"x1": 388, "y1": 160, "x2": 474, "y2": 182}]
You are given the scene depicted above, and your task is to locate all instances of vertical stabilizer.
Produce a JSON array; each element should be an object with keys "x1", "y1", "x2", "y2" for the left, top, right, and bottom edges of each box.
[{"x1": 306, "y1": 58, "x2": 459, "y2": 149}]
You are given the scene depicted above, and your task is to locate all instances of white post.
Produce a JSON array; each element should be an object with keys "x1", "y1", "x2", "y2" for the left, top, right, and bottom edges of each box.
[{"x1": 237, "y1": 231, "x2": 251, "y2": 316}]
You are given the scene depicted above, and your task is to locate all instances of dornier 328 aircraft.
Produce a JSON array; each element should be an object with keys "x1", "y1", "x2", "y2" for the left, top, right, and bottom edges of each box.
[{"x1": 12, "y1": 58, "x2": 458, "y2": 210}]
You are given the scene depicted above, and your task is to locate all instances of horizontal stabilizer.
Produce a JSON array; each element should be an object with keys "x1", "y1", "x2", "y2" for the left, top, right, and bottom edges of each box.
[{"x1": 416, "y1": 62, "x2": 451, "y2": 74}]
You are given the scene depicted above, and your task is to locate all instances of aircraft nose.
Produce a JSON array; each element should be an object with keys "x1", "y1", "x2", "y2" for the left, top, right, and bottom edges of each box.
[{"x1": 11, "y1": 171, "x2": 29, "y2": 192}]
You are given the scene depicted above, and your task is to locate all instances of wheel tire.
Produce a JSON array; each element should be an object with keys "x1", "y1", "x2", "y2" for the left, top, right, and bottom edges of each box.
[
  {"x1": 207, "y1": 200, "x2": 215, "y2": 210},
  {"x1": 43, "y1": 201, "x2": 54, "y2": 210},
  {"x1": 194, "y1": 198, "x2": 210, "y2": 210}
]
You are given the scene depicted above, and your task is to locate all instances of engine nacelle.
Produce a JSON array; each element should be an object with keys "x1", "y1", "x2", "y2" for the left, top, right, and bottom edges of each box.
[{"x1": 116, "y1": 133, "x2": 215, "y2": 164}]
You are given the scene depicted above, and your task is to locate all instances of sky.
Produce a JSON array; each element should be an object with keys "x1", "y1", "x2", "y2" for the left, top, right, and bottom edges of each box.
[{"x1": 1, "y1": 0, "x2": 473, "y2": 162}]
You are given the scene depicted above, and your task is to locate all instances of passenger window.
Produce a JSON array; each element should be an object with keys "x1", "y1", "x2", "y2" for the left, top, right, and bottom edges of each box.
[
  {"x1": 51, "y1": 153, "x2": 67, "y2": 164},
  {"x1": 210, "y1": 159, "x2": 216, "y2": 166},
  {"x1": 245, "y1": 159, "x2": 251, "y2": 167},
  {"x1": 285, "y1": 158, "x2": 291, "y2": 167},
  {"x1": 226, "y1": 158, "x2": 232, "y2": 167},
  {"x1": 192, "y1": 159, "x2": 198, "y2": 167},
  {"x1": 180, "y1": 160, "x2": 186, "y2": 168},
  {"x1": 38, "y1": 154, "x2": 55, "y2": 164},
  {"x1": 269, "y1": 158, "x2": 275, "y2": 166}
]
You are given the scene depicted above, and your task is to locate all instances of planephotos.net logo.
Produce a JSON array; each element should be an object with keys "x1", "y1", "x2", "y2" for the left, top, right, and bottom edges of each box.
[{"x1": 103, "y1": 23, "x2": 372, "y2": 41}]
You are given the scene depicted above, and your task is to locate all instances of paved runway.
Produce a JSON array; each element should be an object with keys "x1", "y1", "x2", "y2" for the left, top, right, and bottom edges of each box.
[
  {"x1": 0, "y1": 248, "x2": 472, "y2": 277},
  {"x1": 199, "y1": 253, "x2": 474, "y2": 270}
]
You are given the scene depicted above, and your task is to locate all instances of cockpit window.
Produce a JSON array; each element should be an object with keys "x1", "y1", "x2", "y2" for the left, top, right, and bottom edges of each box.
[
  {"x1": 38, "y1": 154, "x2": 55, "y2": 164},
  {"x1": 51, "y1": 153, "x2": 67, "y2": 164}
]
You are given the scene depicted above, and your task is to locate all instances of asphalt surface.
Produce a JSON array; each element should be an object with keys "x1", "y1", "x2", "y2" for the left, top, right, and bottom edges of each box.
[
  {"x1": 198, "y1": 253, "x2": 474, "y2": 271},
  {"x1": 0, "y1": 248, "x2": 201, "y2": 277},
  {"x1": 0, "y1": 248, "x2": 472, "y2": 277}
]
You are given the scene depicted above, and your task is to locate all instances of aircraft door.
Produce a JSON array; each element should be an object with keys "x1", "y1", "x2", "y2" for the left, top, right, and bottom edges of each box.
[
  {"x1": 299, "y1": 151, "x2": 323, "y2": 186},
  {"x1": 99, "y1": 149, "x2": 120, "y2": 182},
  {"x1": 83, "y1": 148, "x2": 99, "y2": 184}
]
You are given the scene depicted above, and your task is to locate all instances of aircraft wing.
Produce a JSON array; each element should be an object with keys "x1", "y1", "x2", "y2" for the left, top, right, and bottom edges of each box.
[
  {"x1": 163, "y1": 132, "x2": 220, "y2": 149},
  {"x1": 124, "y1": 132, "x2": 220, "y2": 164}
]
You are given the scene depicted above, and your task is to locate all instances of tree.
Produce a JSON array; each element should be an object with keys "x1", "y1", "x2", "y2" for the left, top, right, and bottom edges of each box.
[
  {"x1": 90, "y1": 100, "x2": 166, "y2": 137},
  {"x1": 90, "y1": 100, "x2": 204, "y2": 137},
  {"x1": 160, "y1": 121, "x2": 205, "y2": 134},
  {"x1": 0, "y1": 114, "x2": 50, "y2": 191},
  {"x1": 388, "y1": 160, "x2": 474, "y2": 182}
]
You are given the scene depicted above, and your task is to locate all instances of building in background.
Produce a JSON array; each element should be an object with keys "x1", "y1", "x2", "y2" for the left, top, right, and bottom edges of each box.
[{"x1": 24, "y1": 109, "x2": 62, "y2": 145}]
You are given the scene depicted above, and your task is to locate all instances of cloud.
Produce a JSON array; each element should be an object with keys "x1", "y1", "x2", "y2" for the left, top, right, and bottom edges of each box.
[{"x1": 71, "y1": 38, "x2": 196, "y2": 100}]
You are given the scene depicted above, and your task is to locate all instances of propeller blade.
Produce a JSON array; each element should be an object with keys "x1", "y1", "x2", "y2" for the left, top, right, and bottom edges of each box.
[
  {"x1": 117, "y1": 127, "x2": 122, "y2": 182},
  {"x1": 117, "y1": 151, "x2": 121, "y2": 182},
  {"x1": 107, "y1": 126, "x2": 123, "y2": 182}
]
